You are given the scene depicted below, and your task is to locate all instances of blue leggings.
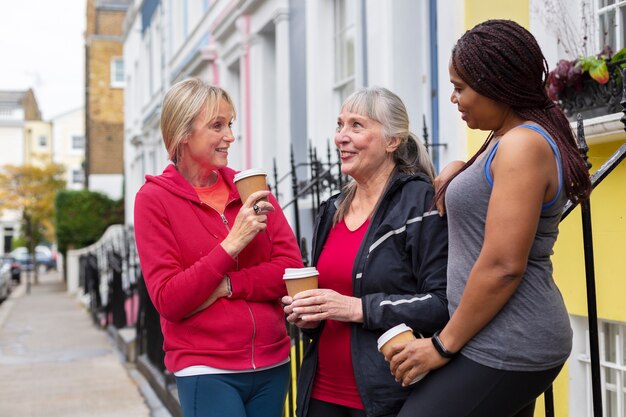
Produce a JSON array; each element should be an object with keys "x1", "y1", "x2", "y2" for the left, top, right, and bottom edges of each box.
[{"x1": 176, "y1": 363, "x2": 290, "y2": 417}]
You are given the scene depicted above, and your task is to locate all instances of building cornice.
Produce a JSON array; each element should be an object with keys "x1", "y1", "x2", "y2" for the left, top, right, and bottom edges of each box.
[
  {"x1": 86, "y1": 34, "x2": 125, "y2": 43},
  {"x1": 272, "y1": 7, "x2": 289, "y2": 25},
  {"x1": 169, "y1": 33, "x2": 211, "y2": 83},
  {"x1": 572, "y1": 112, "x2": 626, "y2": 145}
]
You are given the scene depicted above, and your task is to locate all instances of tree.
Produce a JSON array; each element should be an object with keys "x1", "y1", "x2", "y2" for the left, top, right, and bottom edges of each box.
[
  {"x1": 0, "y1": 163, "x2": 66, "y2": 285},
  {"x1": 55, "y1": 189, "x2": 124, "y2": 258}
]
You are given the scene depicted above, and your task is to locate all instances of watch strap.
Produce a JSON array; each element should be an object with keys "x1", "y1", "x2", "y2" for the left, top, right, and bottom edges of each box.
[{"x1": 432, "y1": 329, "x2": 457, "y2": 359}]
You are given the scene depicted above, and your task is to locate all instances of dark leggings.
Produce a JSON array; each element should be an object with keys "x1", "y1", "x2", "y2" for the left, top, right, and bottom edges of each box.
[
  {"x1": 398, "y1": 355, "x2": 563, "y2": 417},
  {"x1": 308, "y1": 398, "x2": 367, "y2": 417}
]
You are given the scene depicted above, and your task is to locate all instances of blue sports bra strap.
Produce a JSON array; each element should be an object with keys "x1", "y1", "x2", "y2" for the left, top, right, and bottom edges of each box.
[
  {"x1": 484, "y1": 124, "x2": 563, "y2": 210},
  {"x1": 515, "y1": 124, "x2": 563, "y2": 210},
  {"x1": 484, "y1": 140, "x2": 501, "y2": 187}
]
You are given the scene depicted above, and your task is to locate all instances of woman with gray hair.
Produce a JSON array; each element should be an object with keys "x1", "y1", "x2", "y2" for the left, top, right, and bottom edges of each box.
[
  {"x1": 134, "y1": 78, "x2": 303, "y2": 417},
  {"x1": 282, "y1": 87, "x2": 449, "y2": 417}
]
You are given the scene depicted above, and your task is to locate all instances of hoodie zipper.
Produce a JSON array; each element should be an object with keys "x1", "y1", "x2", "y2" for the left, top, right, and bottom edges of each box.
[
  {"x1": 202, "y1": 201, "x2": 256, "y2": 369},
  {"x1": 247, "y1": 304, "x2": 257, "y2": 369},
  {"x1": 219, "y1": 213, "x2": 230, "y2": 230}
]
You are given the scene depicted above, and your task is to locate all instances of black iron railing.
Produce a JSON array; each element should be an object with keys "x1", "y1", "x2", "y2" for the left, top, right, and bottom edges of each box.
[{"x1": 78, "y1": 226, "x2": 140, "y2": 331}]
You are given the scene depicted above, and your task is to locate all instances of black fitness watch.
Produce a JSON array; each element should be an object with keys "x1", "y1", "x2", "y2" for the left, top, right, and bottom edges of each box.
[{"x1": 432, "y1": 330, "x2": 458, "y2": 359}]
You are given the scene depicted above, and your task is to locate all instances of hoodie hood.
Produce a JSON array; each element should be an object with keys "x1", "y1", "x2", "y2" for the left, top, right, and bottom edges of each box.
[{"x1": 145, "y1": 164, "x2": 240, "y2": 204}]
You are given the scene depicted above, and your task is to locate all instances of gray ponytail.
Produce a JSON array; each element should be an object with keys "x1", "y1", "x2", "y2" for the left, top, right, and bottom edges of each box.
[{"x1": 393, "y1": 132, "x2": 434, "y2": 180}]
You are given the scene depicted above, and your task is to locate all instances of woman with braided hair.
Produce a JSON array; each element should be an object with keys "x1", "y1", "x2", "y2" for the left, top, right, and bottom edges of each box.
[{"x1": 384, "y1": 20, "x2": 591, "y2": 416}]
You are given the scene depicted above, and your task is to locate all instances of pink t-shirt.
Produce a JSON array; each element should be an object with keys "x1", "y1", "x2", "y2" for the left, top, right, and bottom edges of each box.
[{"x1": 311, "y1": 218, "x2": 370, "y2": 410}]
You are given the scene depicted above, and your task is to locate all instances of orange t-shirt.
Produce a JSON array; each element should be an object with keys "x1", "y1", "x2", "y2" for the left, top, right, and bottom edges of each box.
[{"x1": 193, "y1": 173, "x2": 230, "y2": 214}]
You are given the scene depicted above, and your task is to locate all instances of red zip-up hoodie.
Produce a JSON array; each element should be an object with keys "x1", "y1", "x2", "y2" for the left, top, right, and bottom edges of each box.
[{"x1": 134, "y1": 164, "x2": 303, "y2": 372}]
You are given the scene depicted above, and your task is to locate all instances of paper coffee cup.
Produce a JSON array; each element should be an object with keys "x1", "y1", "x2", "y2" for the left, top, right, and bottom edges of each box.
[
  {"x1": 283, "y1": 267, "x2": 319, "y2": 297},
  {"x1": 377, "y1": 323, "x2": 428, "y2": 385},
  {"x1": 234, "y1": 169, "x2": 268, "y2": 203}
]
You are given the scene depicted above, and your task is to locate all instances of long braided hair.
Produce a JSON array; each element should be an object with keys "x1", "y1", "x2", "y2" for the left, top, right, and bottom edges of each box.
[{"x1": 436, "y1": 19, "x2": 591, "y2": 205}]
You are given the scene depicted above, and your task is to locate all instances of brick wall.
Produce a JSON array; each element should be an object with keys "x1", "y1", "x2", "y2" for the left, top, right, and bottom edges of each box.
[
  {"x1": 88, "y1": 122, "x2": 123, "y2": 173},
  {"x1": 22, "y1": 89, "x2": 42, "y2": 121},
  {"x1": 85, "y1": 0, "x2": 128, "y2": 178},
  {"x1": 96, "y1": 10, "x2": 126, "y2": 36}
]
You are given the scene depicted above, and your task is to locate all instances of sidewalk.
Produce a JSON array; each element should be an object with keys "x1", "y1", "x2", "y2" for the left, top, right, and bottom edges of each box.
[{"x1": 0, "y1": 270, "x2": 160, "y2": 417}]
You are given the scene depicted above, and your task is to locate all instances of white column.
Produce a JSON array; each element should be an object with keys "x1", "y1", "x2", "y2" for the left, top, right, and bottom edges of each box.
[
  {"x1": 305, "y1": 1, "x2": 335, "y2": 153},
  {"x1": 237, "y1": 14, "x2": 254, "y2": 170},
  {"x1": 273, "y1": 8, "x2": 293, "y2": 205},
  {"x1": 247, "y1": 32, "x2": 270, "y2": 171}
]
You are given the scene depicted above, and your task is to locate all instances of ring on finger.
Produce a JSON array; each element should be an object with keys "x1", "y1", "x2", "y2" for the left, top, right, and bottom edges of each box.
[{"x1": 253, "y1": 204, "x2": 260, "y2": 215}]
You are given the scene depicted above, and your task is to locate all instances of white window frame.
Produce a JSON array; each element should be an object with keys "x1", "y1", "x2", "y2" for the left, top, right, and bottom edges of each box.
[
  {"x1": 110, "y1": 57, "x2": 125, "y2": 88},
  {"x1": 333, "y1": 0, "x2": 357, "y2": 103},
  {"x1": 71, "y1": 169, "x2": 85, "y2": 185},
  {"x1": 596, "y1": 0, "x2": 626, "y2": 51},
  {"x1": 71, "y1": 135, "x2": 85, "y2": 151},
  {"x1": 577, "y1": 320, "x2": 626, "y2": 416}
]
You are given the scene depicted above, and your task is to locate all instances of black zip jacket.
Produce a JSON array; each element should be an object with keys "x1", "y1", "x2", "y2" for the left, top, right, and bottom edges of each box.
[{"x1": 296, "y1": 171, "x2": 449, "y2": 417}]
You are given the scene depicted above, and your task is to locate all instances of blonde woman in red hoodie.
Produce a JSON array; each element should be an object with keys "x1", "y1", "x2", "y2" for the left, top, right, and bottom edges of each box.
[{"x1": 134, "y1": 78, "x2": 303, "y2": 417}]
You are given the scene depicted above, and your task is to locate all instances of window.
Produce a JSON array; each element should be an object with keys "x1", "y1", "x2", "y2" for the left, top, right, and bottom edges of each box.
[
  {"x1": 578, "y1": 321, "x2": 626, "y2": 416},
  {"x1": 38, "y1": 135, "x2": 47, "y2": 147},
  {"x1": 71, "y1": 169, "x2": 85, "y2": 185},
  {"x1": 111, "y1": 57, "x2": 125, "y2": 88},
  {"x1": 71, "y1": 135, "x2": 85, "y2": 150},
  {"x1": 333, "y1": 0, "x2": 356, "y2": 102},
  {"x1": 597, "y1": 0, "x2": 626, "y2": 50}
]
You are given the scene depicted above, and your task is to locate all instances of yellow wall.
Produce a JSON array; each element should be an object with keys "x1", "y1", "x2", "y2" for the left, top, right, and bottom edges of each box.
[
  {"x1": 550, "y1": 138, "x2": 626, "y2": 417},
  {"x1": 463, "y1": 0, "x2": 530, "y2": 155},
  {"x1": 554, "y1": 139, "x2": 626, "y2": 321},
  {"x1": 464, "y1": 0, "x2": 530, "y2": 28}
]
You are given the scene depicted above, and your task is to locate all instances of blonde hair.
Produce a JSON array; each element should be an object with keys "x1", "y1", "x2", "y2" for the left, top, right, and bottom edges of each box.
[
  {"x1": 160, "y1": 78, "x2": 236, "y2": 164},
  {"x1": 334, "y1": 87, "x2": 435, "y2": 224}
]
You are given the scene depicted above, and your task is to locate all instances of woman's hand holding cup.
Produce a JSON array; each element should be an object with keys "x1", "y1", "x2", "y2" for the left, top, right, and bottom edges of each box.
[
  {"x1": 221, "y1": 190, "x2": 274, "y2": 258},
  {"x1": 282, "y1": 295, "x2": 321, "y2": 329}
]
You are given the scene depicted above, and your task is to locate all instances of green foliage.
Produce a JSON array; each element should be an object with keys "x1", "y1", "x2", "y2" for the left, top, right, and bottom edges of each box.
[
  {"x1": 11, "y1": 236, "x2": 27, "y2": 250},
  {"x1": 54, "y1": 190, "x2": 124, "y2": 256},
  {"x1": 610, "y1": 48, "x2": 626, "y2": 63},
  {"x1": 577, "y1": 56, "x2": 609, "y2": 84}
]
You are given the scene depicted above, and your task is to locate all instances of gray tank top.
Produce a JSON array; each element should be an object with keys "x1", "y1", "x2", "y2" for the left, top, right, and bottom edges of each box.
[{"x1": 445, "y1": 124, "x2": 572, "y2": 371}]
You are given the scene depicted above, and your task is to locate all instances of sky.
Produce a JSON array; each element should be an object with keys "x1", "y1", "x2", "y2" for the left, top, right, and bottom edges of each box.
[{"x1": 0, "y1": 0, "x2": 86, "y2": 120}]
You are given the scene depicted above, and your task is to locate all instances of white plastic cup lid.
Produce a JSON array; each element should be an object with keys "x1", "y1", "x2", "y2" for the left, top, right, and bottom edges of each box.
[
  {"x1": 283, "y1": 267, "x2": 319, "y2": 280},
  {"x1": 377, "y1": 323, "x2": 413, "y2": 351},
  {"x1": 234, "y1": 168, "x2": 267, "y2": 182}
]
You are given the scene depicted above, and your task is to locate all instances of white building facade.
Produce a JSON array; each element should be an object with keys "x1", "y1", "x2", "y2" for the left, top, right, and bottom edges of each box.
[
  {"x1": 0, "y1": 90, "x2": 51, "y2": 253},
  {"x1": 0, "y1": 95, "x2": 23, "y2": 254},
  {"x1": 52, "y1": 107, "x2": 86, "y2": 190}
]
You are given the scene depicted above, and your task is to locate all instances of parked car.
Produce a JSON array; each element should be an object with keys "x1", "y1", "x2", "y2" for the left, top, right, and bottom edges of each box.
[
  {"x1": 0, "y1": 261, "x2": 12, "y2": 301},
  {"x1": 10, "y1": 246, "x2": 57, "y2": 272},
  {"x1": 1, "y1": 255, "x2": 21, "y2": 283}
]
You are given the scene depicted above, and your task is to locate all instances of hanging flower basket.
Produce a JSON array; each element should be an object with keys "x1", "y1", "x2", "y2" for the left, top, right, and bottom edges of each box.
[
  {"x1": 547, "y1": 47, "x2": 626, "y2": 121},
  {"x1": 558, "y1": 68, "x2": 624, "y2": 120}
]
